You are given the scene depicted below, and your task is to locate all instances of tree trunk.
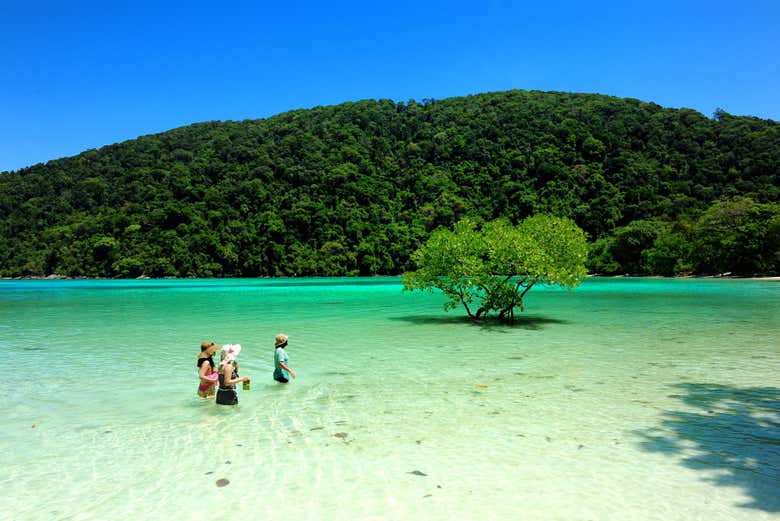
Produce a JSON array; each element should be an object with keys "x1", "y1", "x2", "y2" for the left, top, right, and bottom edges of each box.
[
  {"x1": 498, "y1": 305, "x2": 516, "y2": 323},
  {"x1": 460, "y1": 296, "x2": 474, "y2": 318}
]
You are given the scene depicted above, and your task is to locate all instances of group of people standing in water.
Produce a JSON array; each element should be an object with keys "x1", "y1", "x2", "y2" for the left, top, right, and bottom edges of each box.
[{"x1": 196, "y1": 333, "x2": 295, "y2": 405}]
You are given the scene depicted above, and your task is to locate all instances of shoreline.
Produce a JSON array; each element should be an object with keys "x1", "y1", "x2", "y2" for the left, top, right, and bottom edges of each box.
[{"x1": 3, "y1": 274, "x2": 780, "y2": 281}]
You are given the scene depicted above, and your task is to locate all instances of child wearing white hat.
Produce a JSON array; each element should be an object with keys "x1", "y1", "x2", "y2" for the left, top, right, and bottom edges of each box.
[{"x1": 216, "y1": 344, "x2": 250, "y2": 405}]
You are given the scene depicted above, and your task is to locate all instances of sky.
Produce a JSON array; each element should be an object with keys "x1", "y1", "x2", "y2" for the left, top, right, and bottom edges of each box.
[{"x1": 1, "y1": 0, "x2": 778, "y2": 172}]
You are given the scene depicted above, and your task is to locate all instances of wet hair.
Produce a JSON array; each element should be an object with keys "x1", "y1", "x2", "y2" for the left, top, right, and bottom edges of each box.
[{"x1": 197, "y1": 355, "x2": 215, "y2": 370}]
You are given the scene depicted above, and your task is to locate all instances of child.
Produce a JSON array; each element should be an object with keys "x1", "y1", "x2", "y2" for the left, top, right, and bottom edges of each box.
[{"x1": 216, "y1": 344, "x2": 250, "y2": 405}]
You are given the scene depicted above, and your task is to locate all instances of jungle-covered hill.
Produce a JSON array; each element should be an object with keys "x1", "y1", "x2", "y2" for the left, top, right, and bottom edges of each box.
[{"x1": 1, "y1": 89, "x2": 778, "y2": 278}]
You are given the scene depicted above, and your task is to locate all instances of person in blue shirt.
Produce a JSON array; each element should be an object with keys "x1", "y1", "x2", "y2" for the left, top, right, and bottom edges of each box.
[{"x1": 273, "y1": 333, "x2": 296, "y2": 383}]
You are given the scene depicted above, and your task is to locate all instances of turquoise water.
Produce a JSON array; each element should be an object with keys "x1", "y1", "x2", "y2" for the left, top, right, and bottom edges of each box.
[{"x1": 1, "y1": 277, "x2": 779, "y2": 521}]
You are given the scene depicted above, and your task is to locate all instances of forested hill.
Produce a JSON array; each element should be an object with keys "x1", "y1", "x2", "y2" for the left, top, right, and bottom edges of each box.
[{"x1": 1, "y1": 90, "x2": 779, "y2": 278}]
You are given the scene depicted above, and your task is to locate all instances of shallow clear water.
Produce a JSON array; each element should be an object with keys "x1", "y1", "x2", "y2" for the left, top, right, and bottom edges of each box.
[{"x1": 1, "y1": 277, "x2": 778, "y2": 521}]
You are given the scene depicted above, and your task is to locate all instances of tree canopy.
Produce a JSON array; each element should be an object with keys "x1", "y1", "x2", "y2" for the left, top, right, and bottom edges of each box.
[
  {"x1": 402, "y1": 216, "x2": 587, "y2": 321},
  {"x1": 0, "y1": 90, "x2": 778, "y2": 278}
]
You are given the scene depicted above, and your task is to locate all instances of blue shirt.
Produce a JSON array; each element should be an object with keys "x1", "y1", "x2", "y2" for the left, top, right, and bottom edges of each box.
[{"x1": 274, "y1": 347, "x2": 289, "y2": 380}]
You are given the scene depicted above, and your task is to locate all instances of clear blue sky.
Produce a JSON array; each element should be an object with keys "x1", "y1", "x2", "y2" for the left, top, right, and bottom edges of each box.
[{"x1": 1, "y1": 0, "x2": 778, "y2": 172}]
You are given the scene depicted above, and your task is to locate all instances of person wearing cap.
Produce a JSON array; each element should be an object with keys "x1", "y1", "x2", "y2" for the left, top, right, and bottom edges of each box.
[
  {"x1": 273, "y1": 333, "x2": 295, "y2": 383},
  {"x1": 216, "y1": 344, "x2": 250, "y2": 405},
  {"x1": 196, "y1": 341, "x2": 220, "y2": 398}
]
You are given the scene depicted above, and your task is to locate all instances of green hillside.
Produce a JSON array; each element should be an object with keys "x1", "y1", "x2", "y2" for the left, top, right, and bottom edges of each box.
[{"x1": 1, "y1": 90, "x2": 778, "y2": 277}]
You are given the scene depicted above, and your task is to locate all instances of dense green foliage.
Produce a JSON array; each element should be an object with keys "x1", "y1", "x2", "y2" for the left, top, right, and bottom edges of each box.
[
  {"x1": 402, "y1": 216, "x2": 587, "y2": 320},
  {"x1": 588, "y1": 197, "x2": 780, "y2": 275},
  {"x1": 1, "y1": 90, "x2": 778, "y2": 277}
]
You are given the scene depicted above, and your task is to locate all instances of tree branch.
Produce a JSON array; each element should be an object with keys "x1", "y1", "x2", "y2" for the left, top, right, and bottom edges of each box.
[{"x1": 458, "y1": 289, "x2": 474, "y2": 317}]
